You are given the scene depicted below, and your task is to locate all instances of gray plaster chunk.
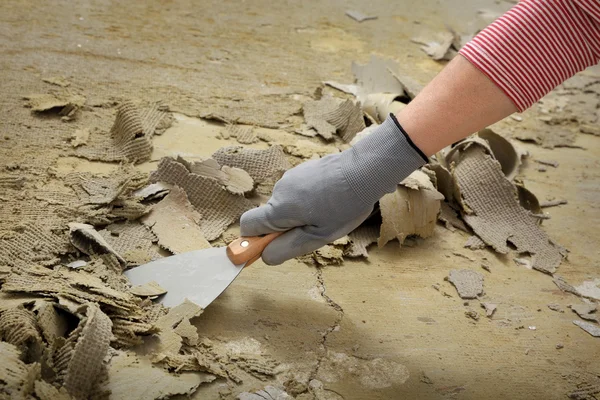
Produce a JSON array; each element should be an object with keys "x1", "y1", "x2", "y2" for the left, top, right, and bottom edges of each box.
[
  {"x1": 573, "y1": 320, "x2": 600, "y2": 337},
  {"x1": 447, "y1": 269, "x2": 484, "y2": 299}
]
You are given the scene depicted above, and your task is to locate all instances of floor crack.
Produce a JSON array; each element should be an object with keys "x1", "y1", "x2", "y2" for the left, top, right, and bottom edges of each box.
[{"x1": 309, "y1": 266, "x2": 344, "y2": 382}]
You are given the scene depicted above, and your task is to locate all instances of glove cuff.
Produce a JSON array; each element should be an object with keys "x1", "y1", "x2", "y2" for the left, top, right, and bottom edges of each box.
[{"x1": 341, "y1": 114, "x2": 428, "y2": 205}]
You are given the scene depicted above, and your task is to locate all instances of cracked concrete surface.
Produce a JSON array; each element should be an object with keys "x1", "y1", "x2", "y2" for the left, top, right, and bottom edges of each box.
[{"x1": 2, "y1": 0, "x2": 600, "y2": 398}]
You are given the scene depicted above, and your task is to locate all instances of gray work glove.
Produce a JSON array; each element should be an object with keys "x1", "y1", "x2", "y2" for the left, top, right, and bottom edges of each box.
[{"x1": 240, "y1": 114, "x2": 428, "y2": 265}]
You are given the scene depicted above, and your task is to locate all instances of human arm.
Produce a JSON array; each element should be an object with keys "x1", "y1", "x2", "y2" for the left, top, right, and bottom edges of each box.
[{"x1": 241, "y1": 0, "x2": 600, "y2": 265}]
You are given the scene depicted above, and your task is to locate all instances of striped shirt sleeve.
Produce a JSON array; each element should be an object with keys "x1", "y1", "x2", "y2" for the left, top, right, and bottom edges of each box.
[{"x1": 459, "y1": 0, "x2": 600, "y2": 112}]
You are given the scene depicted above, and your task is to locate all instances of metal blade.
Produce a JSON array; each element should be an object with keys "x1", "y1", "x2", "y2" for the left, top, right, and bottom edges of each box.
[{"x1": 123, "y1": 247, "x2": 245, "y2": 308}]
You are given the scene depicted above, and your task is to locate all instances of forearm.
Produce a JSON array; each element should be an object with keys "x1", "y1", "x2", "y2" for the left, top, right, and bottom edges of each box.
[
  {"x1": 398, "y1": 0, "x2": 600, "y2": 157},
  {"x1": 397, "y1": 56, "x2": 516, "y2": 156}
]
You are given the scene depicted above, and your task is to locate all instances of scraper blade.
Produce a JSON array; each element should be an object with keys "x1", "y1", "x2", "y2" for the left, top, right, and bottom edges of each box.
[{"x1": 124, "y1": 232, "x2": 281, "y2": 308}]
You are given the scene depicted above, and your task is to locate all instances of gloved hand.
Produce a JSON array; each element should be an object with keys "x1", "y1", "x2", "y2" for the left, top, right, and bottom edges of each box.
[{"x1": 240, "y1": 114, "x2": 428, "y2": 265}]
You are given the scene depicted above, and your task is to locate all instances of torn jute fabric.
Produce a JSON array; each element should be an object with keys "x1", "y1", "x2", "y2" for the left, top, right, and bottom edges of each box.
[
  {"x1": 0, "y1": 223, "x2": 71, "y2": 269},
  {"x1": 452, "y1": 141, "x2": 564, "y2": 274},
  {"x1": 212, "y1": 145, "x2": 289, "y2": 184},
  {"x1": 99, "y1": 222, "x2": 160, "y2": 266},
  {"x1": 150, "y1": 157, "x2": 254, "y2": 240},
  {"x1": 74, "y1": 101, "x2": 169, "y2": 164},
  {"x1": 0, "y1": 341, "x2": 41, "y2": 398},
  {"x1": 0, "y1": 305, "x2": 43, "y2": 353},
  {"x1": 141, "y1": 186, "x2": 211, "y2": 254},
  {"x1": 303, "y1": 96, "x2": 365, "y2": 142},
  {"x1": 53, "y1": 304, "x2": 112, "y2": 400}
]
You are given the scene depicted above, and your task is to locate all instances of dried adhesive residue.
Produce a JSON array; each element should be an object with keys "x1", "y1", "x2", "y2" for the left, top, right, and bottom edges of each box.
[
  {"x1": 54, "y1": 304, "x2": 112, "y2": 399},
  {"x1": 447, "y1": 269, "x2": 484, "y2": 299},
  {"x1": 142, "y1": 186, "x2": 211, "y2": 254},
  {"x1": 302, "y1": 95, "x2": 365, "y2": 142},
  {"x1": 452, "y1": 141, "x2": 564, "y2": 274},
  {"x1": 69, "y1": 223, "x2": 126, "y2": 264},
  {"x1": 74, "y1": 101, "x2": 170, "y2": 164},
  {"x1": 100, "y1": 351, "x2": 215, "y2": 400},
  {"x1": 212, "y1": 145, "x2": 289, "y2": 184},
  {"x1": 570, "y1": 303, "x2": 598, "y2": 323},
  {"x1": 150, "y1": 157, "x2": 254, "y2": 240},
  {"x1": 378, "y1": 170, "x2": 444, "y2": 248},
  {"x1": 575, "y1": 279, "x2": 600, "y2": 301}
]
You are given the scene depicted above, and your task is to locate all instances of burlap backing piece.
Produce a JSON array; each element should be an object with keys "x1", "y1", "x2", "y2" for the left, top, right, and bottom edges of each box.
[
  {"x1": 227, "y1": 124, "x2": 259, "y2": 144},
  {"x1": 99, "y1": 222, "x2": 160, "y2": 266},
  {"x1": 68, "y1": 223, "x2": 126, "y2": 264},
  {"x1": 0, "y1": 223, "x2": 71, "y2": 269},
  {"x1": 452, "y1": 142, "x2": 564, "y2": 274},
  {"x1": 378, "y1": 171, "x2": 444, "y2": 248},
  {"x1": 150, "y1": 157, "x2": 253, "y2": 240},
  {"x1": 100, "y1": 351, "x2": 214, "y2": 400},
  {"x1": 303, "y1": 96, "x2": 365, "y2": 142},
  {"x1": 36, "y1": 302, "x2": 69, "y2": 348},
  {"x1": 0, "y1": 305, "x2": 44, "y2": 362},
  {"x1": 2, "y1": 266, "x2": 141, "y2": 314},
  {"x1": 0, "y1": 341, "x2": 41, "y2": 398},
  {"x1": 74, "y1": 101, "x2": 168, "y2": 164},
  {"x1": 176, "y1": 156, "x2": 254, "y2": 195},
  {"x1": 212, "y1": 145, "x2": 289, "y2": 184},
  {"x1": 53, "y1": 304, "x2": 112, "y2": 400},
  {"x1": 34, "y1": 380, "x2": 74, "y2": 400},
  {"x1": 141, "y1": 186, "x2": 211, "y2": 254},
  {"x1": 447, "y1": 269, "x2": 484, "y2": 299},
  {"x1": 345, "y1": 224, "x2": 380, "y2": 258}
]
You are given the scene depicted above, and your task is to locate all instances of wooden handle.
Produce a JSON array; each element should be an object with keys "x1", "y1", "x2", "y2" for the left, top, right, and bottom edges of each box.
[{"x1": 226, "y1": 232, "x2": 283, "y2": 267}]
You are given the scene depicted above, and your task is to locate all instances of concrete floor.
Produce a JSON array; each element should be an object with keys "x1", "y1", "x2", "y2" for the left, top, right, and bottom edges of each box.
[{"x1": 1, "y1": 0, "x2": 599, "y2": 399}]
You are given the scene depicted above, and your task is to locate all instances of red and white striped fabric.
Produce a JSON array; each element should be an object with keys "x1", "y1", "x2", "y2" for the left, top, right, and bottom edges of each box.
[{"x1": 459, "y1": 0, "x2": 600, "y2": 112}]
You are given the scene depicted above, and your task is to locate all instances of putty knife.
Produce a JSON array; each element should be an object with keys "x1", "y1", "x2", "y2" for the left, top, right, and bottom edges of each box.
[{"x1": 124, "y1": 232, "x2": 281, "y2": 308}]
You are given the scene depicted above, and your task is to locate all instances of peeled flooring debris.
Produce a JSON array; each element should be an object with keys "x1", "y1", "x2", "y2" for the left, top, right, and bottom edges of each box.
[
  {"x1": 570, "y1": 303, "x2": 598, "y2": 323},
  {"x1": 447, "y1": 269, "x2": 484, "y2": 299},
  {"x1": 575, "y1": 279, "x2": 600, "y2": 301},
  {"x1": 36, "y1": 302, "x2": 69, "y2": 348},
  {"x1": 345, "y1": 10, "x2": 378, "y2": 22},
  {"x1": 0, "y1": 341, "x2": 40, "y2": 398},
  {"x1": 69, "y1": 222, "x2": 126, "y2": 264},
  {"x1": 100, "y1": 222, "x2": 160, "y2": 266},
  {"x1": 451, "y1": 141, "x2": 564, "y2": 274},
  {"x1": 54, "y1": 303, "x2": 112, "y2": 399},
  {"x1": 351, "y1": 55, "x2": 406, "y2": 98},
  {"x1": 573, "y1": 320, "x2": 600, "y2": 337},
  {"x1": 0, "y1": 306, "x2": 43, "y2": 359},
  {"x1": 2, "y1": 266, "x2": 142, "y2": 314},
  {"x1": 302, "y1": 96, "x2": 365, "y2": 142},
  {"x1": 34, "y1": 380, "x2": 74, "y2": 400},
  {"x1": 0, "y1": 223, "x2": 71, "y2": 269},
  {"x1": 238, "y1": 385, "x2": 292, "y2": 400},
  {"x1": 345, "y1": 224, "x2": 379, "y2": 258},
  {"x1": 228, "y1": 353, "x2": 279, "y2": 381},
  {"x1": 100, "y1": 351, "x2": 214, "y2": 400},
  {"x1": 414, "y1": 29, "x2": 458, "y2": 61},
  {"x1": 23, "y1": 92, "x2": 85, "y2": 117},
  {"x1": 481, "y1": 302, "x2": 497, "y2": 318},
  {"x1": 74, "y1": 101, "x2": 169, "y2": 164},
  {"x1": 212, "y1": 145, "x2": 289, "y2": 184},
  {"x1": 153, "y1": 300, "x2": 204, "y2": 355},
  {"x1": 141, "y1": 186, "x2": 211, "y2": 254},
  {"x1": 227, "y1": 124, "x2": 259, "y2": 144},
  {"x1": 130, "y1": 281, "x2": 167, "y2": 297},
  {"x1": 150, "y1": 156, "x2": 254, "y2": 240},
  {"x1": 553, "y1": 275, "x2": 581, "y2": 296},
  {"x1": 362, "y1": 93, "x2": 406, "y2": 124},
  {"x1": 177, "y1": 156, "x2": 254, "y2": 195},
  {"x1": 378, "y1": 170, "x2": 444, "y2": 248},
  {"x1": 439, "y1": 202, "x2": 469, "y2": 233},
  {"x1": 540, "y1": 199, "x2": 568, "y2": 208}
]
